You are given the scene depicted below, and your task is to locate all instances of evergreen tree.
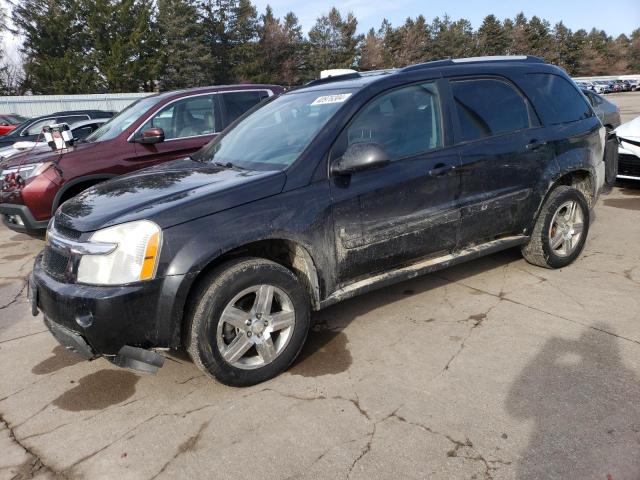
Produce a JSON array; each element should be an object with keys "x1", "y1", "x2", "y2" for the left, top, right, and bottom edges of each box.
[
  {"x1": 630, "y1": 29, "x2": 640, "y2": 73},
  {"x1": 509, "y1": 12, "x2": 530, "y2": 55},
  {"x1": 83, "y1": 0, "x2": 159, "y2": 92},
  {"x1": 431, "y1": 15, "x2": 474, "y2": 59},
  {"x1": 526, "y1": 16, "x2": 553, "y2": 60},
  {"x1": 611, "y1": 34, "x2": 631, "y2": 74},
  {"x1": 157, "y1": 0, "x2": 209, "y2": 89},
  {"x1": 552, "y1": 22, "x2": 581, "y2": 75},
  {"x1": 13, "y1": 0, "x2": 100, "y2": 93},
  {"x1": 308, "y1": 8, "x2": 361, "y2": 73},
  {"x1": 477, "y1": 15, "x2": 507, "y2": 56},
  {"x1": 394, "y1": 16, "x2": 431, "y2": 66},
  {"x1": 281, "y1": 12, "x2": 306, "y2": 84},
  {"x1": 359, "y1": 28, "x2": 385, "y2": 70}
]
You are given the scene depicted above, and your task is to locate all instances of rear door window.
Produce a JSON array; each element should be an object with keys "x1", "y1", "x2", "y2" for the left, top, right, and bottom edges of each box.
[
  {"x1": 220, "y1": 91, "x2": 270, "y2": 128},
  {"x1": 524, "y1": 73, "x2": 593, "y2": 125},
  {"x1": 73, "y1": 124, "x2": 101, "y2": 140},
  {"x1": 450, "y1": 78, "x2": 531, "y2": 143}
]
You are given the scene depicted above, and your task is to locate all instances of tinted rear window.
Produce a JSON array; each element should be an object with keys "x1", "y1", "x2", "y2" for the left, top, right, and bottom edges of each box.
[
  {"x1": 525, "y1": 73, "x2": 593, "y2": 125},
  {"x1": 221, "y1": 91, "x2": 269, "y2": 127},
  {"x1": 451, "y1": 78, "x2": 530, "y2": 142}
]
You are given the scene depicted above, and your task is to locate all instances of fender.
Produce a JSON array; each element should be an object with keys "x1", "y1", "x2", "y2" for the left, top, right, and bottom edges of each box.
[
  {"x1": 51, "y1": 174, "x2": 117, "y2": 214},
  {"x1": 526, "y1": 166, "x2": 595, "y2": 235}
]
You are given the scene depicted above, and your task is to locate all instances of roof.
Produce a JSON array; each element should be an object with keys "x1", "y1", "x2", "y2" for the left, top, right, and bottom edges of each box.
[{"x1": 300, "y1": 55, "x2": 547, "y2": 92}]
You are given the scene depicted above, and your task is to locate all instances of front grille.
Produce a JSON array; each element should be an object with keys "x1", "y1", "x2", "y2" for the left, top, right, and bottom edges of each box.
[
  {"x1": 42, "y1": 247, "x2": 70, "y2": 280},
  {"x1": 54, "y1": 223, "x2": 82, "y2": 240},
  {"x1": 619, "y1": 154, "x2": 640, "y2": 178}
]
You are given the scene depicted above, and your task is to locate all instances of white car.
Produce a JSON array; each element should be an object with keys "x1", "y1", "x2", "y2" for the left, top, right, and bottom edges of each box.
[
  {"x1": 0, "y1": 118, "x2": 107, "y2": 161},
  {"x1": 615, "y1": 116, "x2": 640, "y2": 180}
]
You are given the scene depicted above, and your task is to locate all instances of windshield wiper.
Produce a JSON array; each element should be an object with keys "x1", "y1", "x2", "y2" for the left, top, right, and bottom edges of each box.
[{"x1": 214, "y1": 161, "x2": 245, "y2": 170}]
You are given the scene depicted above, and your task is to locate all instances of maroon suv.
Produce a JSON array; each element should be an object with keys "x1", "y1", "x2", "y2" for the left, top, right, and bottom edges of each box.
[{"x1": 0, "y1": 84, "x2": 282, "y2": 234}]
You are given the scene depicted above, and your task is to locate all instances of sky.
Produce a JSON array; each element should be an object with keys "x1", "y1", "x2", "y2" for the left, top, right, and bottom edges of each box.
[
  {"x1": 253, "y1": 0, "x2": 640, "y2": 36},
  {"x1": 1, "y1": 0, "x2": 639, "y2": 63}
]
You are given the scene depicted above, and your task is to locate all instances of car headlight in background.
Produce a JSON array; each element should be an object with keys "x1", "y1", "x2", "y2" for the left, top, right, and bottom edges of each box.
[
  {"x1": 77, "y1": 220, "x2": 162, "y2": 285},
  {"x1": 2, "y1": 162, "x2": 53, "y2": 181}
]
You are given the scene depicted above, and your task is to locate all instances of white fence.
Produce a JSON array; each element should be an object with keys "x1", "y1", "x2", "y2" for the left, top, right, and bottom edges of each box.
[{"x1": 0, "y1": 92, "x2": 154, "y2": 117}]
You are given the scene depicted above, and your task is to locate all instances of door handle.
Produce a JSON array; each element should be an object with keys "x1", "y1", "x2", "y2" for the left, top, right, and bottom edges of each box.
[
  {"x1": 526, "y1": 139, "x2": 546, "y2": 151},
  {"x1": 429, "y1": 163, "x2": 455, "y2": 177}
]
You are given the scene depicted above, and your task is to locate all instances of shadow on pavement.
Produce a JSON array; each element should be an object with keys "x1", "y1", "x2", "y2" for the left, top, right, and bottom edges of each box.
[{"x1": 506, "y1": 324, "x2": 640, "y2": 480}]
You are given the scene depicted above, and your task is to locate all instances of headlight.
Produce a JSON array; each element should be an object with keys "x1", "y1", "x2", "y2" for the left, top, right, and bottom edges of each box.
[
  {"x1": 77, "y1": 220, "x2": 162, "y2": 285},
  {"x1": 2, "y1": 162, "x2": 52, "y2": 180}
]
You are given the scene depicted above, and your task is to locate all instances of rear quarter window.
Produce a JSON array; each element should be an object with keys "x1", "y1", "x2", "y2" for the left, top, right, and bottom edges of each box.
[{"x1": 524, "y1": 73, "x2": 593, "y2": 125}]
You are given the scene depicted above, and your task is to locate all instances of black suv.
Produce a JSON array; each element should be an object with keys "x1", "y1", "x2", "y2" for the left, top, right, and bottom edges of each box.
[{"x1": 30, "y1": 56, "x2": 606, "y2": 386}]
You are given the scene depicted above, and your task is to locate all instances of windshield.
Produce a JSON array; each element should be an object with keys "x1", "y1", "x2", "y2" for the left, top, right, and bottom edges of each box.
[
  {"x1": 85, "y1": 96, "x2": 160, "y2": 142},
  {"x1": 195, "y1": 89, "x2": 354, "y2": 170}
]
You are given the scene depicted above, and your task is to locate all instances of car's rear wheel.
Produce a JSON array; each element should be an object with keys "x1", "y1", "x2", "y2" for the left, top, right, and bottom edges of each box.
[
  {"x1": 521, "y1": 186, "x2": 590, "y2": 269},
  {"x1": 187, "y1": 257, "x2": 310, "y2": 386}
]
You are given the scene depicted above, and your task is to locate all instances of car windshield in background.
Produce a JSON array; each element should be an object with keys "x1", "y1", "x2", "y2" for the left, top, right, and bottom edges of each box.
[
  {"x1": 85, "y1": 96, "x2": 160, "y2": 142},
  {"x1": 196, "y1": 89, "x2": 355, "y2": 170}
]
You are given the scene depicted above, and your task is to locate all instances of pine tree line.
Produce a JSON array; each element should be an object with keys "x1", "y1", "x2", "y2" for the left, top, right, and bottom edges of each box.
[{"x1": 2, "y1": 1, "x2": 640, "y2": 95}]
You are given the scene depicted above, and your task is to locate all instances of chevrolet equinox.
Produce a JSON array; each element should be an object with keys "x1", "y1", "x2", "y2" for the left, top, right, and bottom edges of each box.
[{"x1": 30, "y1": 56, "x2": 606, "y2": 386}]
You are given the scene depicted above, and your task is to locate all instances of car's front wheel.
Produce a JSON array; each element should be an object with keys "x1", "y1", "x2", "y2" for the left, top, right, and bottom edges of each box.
[
  {"x1": 187, "y1": 257, "x2": 310, "y2": 386},
  {"x1": 521, "y1": 186, "x2": 590, "y2": 269}
]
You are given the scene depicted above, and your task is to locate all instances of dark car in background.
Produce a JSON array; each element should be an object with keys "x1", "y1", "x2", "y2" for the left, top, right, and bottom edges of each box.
[
  {"x1": 582, "y1": 88, "x2": 620, "y2": 185},
  {"x1": 0, "y1": 114, "x2": 29, "y2": 136},
  {"x1": 0, "y1": 85, "x2": 282, "y2": 234},
  {"x1": 31, "y1": 56, "x2": 606, "y2": 386},
  {"x1": 0, "y1": 110, "x2": 113, "y2": 149},
  {"x1": 582, "y1": 89, "x2": 621, "y2": 130}
]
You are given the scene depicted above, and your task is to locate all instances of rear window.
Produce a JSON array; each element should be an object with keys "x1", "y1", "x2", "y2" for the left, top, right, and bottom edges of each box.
[
  {"x1": 451, "y1": 78, "x2": 530, "y2": 142},
  {"x1": 221, "y1": 91, "x2": 270, "y2": 128},
  {"x1": 525, "y1": 73, "x2": 593, "y2": 125}
]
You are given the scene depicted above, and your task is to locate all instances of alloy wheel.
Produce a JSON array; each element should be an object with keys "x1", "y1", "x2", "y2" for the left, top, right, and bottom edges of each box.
[
  {"x1": 216, "y1": 284, "x2": 296, "y2": 370},
  {"x1": 548, "y1": 200, "x2": 584, "y2": 258}
]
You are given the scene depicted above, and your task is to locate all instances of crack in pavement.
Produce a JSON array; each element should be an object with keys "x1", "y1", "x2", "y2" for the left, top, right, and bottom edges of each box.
[
  {"x1": 346, "y1": 405, "x2": 403, "y2": 479},
  {"x1": 392, "y1": 412, "x2": 511, "y2": 480},
  {"x1": 0, "y1": 282, "x2": 27, "y2": 311},
  {"x1": 149, "y1": 420, "x2": 211, "y2": 480},
  {"x1": 439, "y1": 301, "x2": 501, "y2": 375},
  {"x1": 1, "y1": 413, "x2": 64, "y2": 479},
  {"x1": 438, "y1": 274, "x2": 640, "y2": 348},
  {"x1": 0, "y1": 330, "x2": 47, "y2": 345}
]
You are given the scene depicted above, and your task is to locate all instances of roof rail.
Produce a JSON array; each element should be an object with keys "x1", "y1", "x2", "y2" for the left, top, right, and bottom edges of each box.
[
  {"x1": 305, "y1": 72, "x2": 362, "y2": 87},
  {"x1": 305, "y1": 69, "x2": 397, "y2": 87},
  {"x1": 401, "y1": 55, "x2": 545, "y2": 73}
]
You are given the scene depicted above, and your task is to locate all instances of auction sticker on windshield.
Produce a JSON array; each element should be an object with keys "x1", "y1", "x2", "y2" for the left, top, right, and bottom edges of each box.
[{"x1": 311, "y1": 93, "x2": 352, "y2": 105}]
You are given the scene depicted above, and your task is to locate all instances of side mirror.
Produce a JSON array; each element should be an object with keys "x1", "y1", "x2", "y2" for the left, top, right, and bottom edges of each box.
[
  {"x1": 330, "y1": 143, "x2": 391, "y2": 176},
  {"x1": 135, "y1": 127, "x2": 165, "y2": 145}
]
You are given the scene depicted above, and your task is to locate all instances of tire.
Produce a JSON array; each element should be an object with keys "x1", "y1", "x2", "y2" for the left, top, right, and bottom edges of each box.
[
  {"x1": 187, "y1": 257, "x2": 310, "y2": 386},
  {"x1": 521, "y1": 186, "x2": 590, "y2": 269},
  {"x1": 604, "y1": 133, "x2": 619, "y2": 187}
]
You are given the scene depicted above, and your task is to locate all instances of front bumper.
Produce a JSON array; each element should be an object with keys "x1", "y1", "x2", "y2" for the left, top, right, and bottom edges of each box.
[
  {"x1": 0, "y1": 203, "x2": 49, "y2": 233},
  {"x1": 31, "y1": 253, "x2": 195, "y2": 361}
]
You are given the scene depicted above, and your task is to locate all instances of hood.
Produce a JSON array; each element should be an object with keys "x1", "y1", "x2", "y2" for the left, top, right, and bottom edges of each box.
[
  {"x1": 56, "y1": 158, "x2": 287, "y2": 232},
  {"x1": 615, "y1": 116, "x2": 640, "y2": 140},
  {"x1": 1, "y1": 140, "x2": 102, "y2": 169}
]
